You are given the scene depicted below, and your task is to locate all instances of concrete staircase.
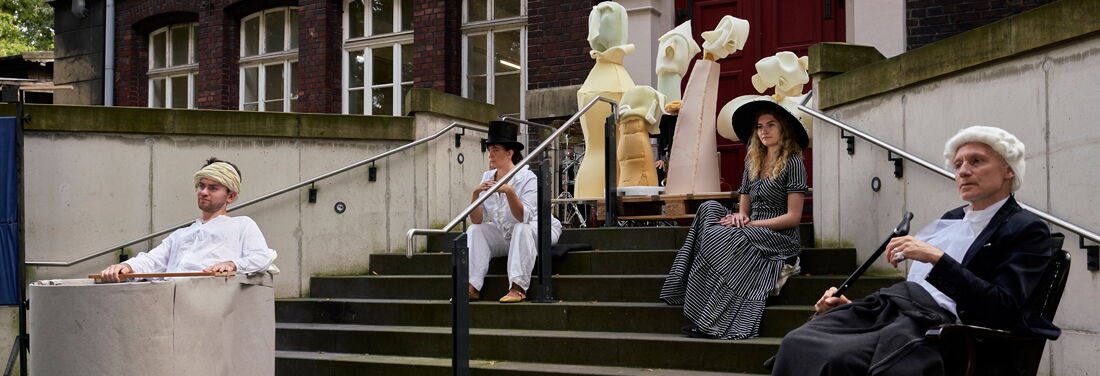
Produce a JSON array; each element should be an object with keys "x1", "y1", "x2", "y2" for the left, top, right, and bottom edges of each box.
[{"x1": 275, "y1": 226, "x2": 902, "y2": 375}]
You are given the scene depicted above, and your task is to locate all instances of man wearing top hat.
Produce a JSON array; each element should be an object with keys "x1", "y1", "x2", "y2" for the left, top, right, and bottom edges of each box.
[
  {"x1": 767, "y1": 126, "x2": 1058, "y2": 375},
  {"x1": 466, "y1": 121, "x2": 563, "y2": 303}
]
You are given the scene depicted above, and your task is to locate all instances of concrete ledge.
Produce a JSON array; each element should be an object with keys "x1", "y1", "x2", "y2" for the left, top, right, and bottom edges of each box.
[
  {"x1": 808, "y1": 43, "x2": 885, "y2": 76},
  {"x1": 526, "y1": 84, "x2": 581, "y2": 120},
  {"x1": 815, "y1": 0, "x2": 1100, "y2": 109},
  {"x1": 404, "y1": 88, "x2": 497, "y2": 124},
  {"x1": 0, "y1": 104, "x2": 415, "y2": 140}
]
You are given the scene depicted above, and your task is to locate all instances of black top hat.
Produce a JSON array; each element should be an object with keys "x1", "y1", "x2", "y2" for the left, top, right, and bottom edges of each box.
[
  {"x1": 484, "y1": 121, "x2": 525, "y2": 151},
  {"x1": 731, "y1": 99, "x2": 809, "y2": 150}
]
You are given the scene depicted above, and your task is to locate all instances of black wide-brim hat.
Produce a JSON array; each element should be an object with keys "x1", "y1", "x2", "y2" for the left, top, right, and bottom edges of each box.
[
  {"x1": 732, "y1": 99, "x2": 809, "y2": 150},
  {"x1": 484, "y1": 121, "x2": 525, "y2": 151}
]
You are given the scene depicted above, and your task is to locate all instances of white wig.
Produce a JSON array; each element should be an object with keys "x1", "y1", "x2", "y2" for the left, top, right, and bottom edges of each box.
[{"x1": 943, "y1": 125, "x2": 1025, "y2": 191}]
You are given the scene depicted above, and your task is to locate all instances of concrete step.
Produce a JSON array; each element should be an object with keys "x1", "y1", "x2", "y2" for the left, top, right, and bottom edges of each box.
[
  {"x1": 369, "y1": 248, "x2": 857, "y2": 276},
  {"x1": 276, "y1": 298, "x2": 816, "y2": 338},
  {"x1": 308, "y1": 274, "x2": 902, "y2": 304},
  {"x1": 276, "y1": 351, "x2": 764, "y2": 375},
  {"x1": 426, "y1": 224, "x2": 815, "y2": 252},
  {"x1": 275, "y1": 323, "x2": 783, "y2": 374}
]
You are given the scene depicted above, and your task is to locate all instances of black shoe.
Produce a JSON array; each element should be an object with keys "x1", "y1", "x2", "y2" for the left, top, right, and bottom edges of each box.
[{"x1": 681, "y1": 324, "x2": 714, "y2": 339}]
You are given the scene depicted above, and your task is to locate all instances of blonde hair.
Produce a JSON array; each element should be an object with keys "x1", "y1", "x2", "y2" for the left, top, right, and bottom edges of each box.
[{"x1": 746, "y1": 110, "x2": 803, "y2": 180}]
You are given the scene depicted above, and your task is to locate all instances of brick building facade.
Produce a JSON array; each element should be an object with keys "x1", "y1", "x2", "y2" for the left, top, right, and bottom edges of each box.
[{"x1": 906, "y1": 0, "x2": 1057, "y2": 50}]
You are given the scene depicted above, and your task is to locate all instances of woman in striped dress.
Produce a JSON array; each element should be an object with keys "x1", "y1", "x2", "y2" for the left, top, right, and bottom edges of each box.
[{"x1": 659, "y1": 98, "x2": 809, "y2": 339}]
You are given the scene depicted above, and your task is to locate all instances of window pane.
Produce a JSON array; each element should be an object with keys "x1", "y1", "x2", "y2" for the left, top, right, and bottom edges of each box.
[
  {"x1": 401, "y1": 44, "x2": 413, "y2": 83},
  {"x1": 495, "y1": 0, "x2": 520, "y2": 19},
  {"x1": 371, "y1": 86, "x2": 392, "y2": 115},
  {"x1": 290, "y1": 61, "x2": 298, "y2": 100},
  {"x1": 191, "y1": 25, "x2": 197, "y2": 64},
  {"x1": 265, "y1": 63, "x2": 285, "y2": 101},
  {"x1": 243, "y1": 66, "x2": 259, "y2": 105},
  {"x1": 495, "y1": 73, "x2": 519, "y2": 115},
  {"x1": 349, "y1": 50, "x2": 364, "y2": 88},
  {"x1": 495, "y1": 30, "x2": 521, "y2": 73},
  {"x1": 151, "y1": 78, "x2": 165, "y2": 107},
  {"x1": 401, "y1": 83, "x2": 412, "y2": 114},
  {"x1": 289, "y1": 9, "x2": 299, "y2": 50},
  {"x1": 467, "y1": 34, "x2": 486, "y2": 75},
  {"x1": 468, "y1": 75, "x2": 486, "y2": 102},
  {"x1": 152, "y1": 31, "x2": 166, "y2": 68},
  {"x1": 244, "y1": 17, "x2": 260, "y2": 56},
  {"x1": 170, "y1": 26, "x2": 189, "y2": 66},
  {"x1": 265, "y1": 10, "x2": 286, "y2": 53},
  {"x1": 372, "y1": 46, "x2": 393, "y2": 85},
  {"x1": 400, "y1": 0, "x2": 412, "y2": 31},
  {"x1": 349, "y1": 0, "x2": 365, "y2": 38},
  {"x1": 371, "y1": 0, "x2": 393, "y2": 35},
  {"x1": 170, "y1": 76, "x2": 189, "y2": 108},
  {"x1": 467, "y1": 0, "x2": 486, "y2": 22},
  {"x1": 243, "y1": 103, "x2": 259, "y2": 111},
  {"x1": 349, "y1": 89, "x2": 364, "y2": 114}
]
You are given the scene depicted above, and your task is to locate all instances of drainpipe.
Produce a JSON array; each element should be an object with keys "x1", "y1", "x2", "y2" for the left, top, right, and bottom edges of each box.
[{"x1": 104, "y1": 0, "x2": 115, "y2": 106}]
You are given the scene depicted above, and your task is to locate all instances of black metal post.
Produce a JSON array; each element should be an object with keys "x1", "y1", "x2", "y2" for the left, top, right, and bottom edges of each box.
[
  {"x1": 532, "y1": 155, "x2": 555, "y2": 302},
  {"x1": 14, "y1": 95, "x2": 27, "y2": 376},
  {"x1": 603, "y1": 114, "x2": 618, "y2": 227},
  {"x1": 451, "y1": 233, "x2": 470, "y2": 376}
]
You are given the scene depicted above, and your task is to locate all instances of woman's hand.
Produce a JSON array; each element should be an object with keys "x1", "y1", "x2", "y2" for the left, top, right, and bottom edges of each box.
[
  {"x1": 474, "y1": 180, "x2": 496, "y2": 195},
  {"x1": 496, "y1": 183, "x2": 514, "y2": 196},
  {"x1": 814, "y1": 287, "x2": 851, "y2": 314},
  {"x1": 99, "y1": 263, "x2": 133, "y2": 283},
  {"x1": 886, "y1": 235, "x2": 944, "y2": 267},
  {"x1": 718, "y1": 213, "x2": 751, "y2": 227}
]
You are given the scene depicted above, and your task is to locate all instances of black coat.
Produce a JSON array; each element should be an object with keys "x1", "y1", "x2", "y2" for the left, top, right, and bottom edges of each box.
[{"x1": 926, "y1": 195, "x2": 1059, "y2": 339}]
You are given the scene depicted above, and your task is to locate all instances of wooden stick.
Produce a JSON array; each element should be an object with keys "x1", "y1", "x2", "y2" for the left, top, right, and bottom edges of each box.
[{"x1": 88, "y1": 271, "x2": 236, "y2": 280}]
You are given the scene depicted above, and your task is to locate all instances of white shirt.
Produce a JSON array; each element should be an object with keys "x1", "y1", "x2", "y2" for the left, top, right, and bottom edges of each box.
[
  {"x1": 124, "y1": 215, "x2": 277, "y2": 274},
  {"x1": 478, "y1": 166, "x2": 562, "y2": 239},
  {"x1": 909, "y1": 196, "x2": 1009, "y2": 317}
]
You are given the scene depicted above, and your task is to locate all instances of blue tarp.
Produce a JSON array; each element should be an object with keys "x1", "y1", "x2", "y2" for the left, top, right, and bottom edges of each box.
[{"x1": 0, "y1": 117, "x2": 19, "y2": 305}]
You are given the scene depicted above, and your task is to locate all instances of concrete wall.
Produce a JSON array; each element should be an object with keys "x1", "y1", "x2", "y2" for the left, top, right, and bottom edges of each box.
[
  {"x1": 845, "y1": 0, "x2": 906, "y2": 58},
  {"x1": 812, "y1": 25, "x2": 1100, "y2": 376},
  {"x1": 20, "y1": 111, "x2": 486, "y2": 298}
]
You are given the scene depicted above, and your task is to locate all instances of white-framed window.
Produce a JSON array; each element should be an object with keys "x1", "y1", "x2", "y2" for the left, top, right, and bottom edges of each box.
[
  {"x1": 240, "y1": 7, "x2": 299, "y2": 112},
  {"x1": 462, "y1": 0, "x2": 526, "y2": 117},
  {"x1": 148, "y1": 23, "x2": 198, "y2": 109},
  {"x1": 343, "y1": 0, "x2": 414, "y2": 115}
]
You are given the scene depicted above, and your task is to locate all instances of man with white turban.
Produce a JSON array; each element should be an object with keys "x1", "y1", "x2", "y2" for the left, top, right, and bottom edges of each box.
[
  {"x1": 99, "y1": 158, "x2": 277, "y2": 282},
  {"x1": 768, "y1": 126, "x2": 1059, "y2": 375}
]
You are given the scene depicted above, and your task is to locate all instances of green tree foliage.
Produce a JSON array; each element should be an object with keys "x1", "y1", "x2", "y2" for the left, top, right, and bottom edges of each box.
[{"x1": 0, "y1": 0, "x2": 54, "y2": 56}]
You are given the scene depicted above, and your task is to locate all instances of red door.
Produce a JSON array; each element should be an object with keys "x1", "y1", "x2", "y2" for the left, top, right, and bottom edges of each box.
[{"x1": 675, "y1": 0, "x2": 845, "y2": 194}]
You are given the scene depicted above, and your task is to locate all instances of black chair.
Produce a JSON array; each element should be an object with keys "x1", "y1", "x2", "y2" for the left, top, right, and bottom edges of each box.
[{"x1": 925, "y1": 233, "x2": 1070, "y2": 376}]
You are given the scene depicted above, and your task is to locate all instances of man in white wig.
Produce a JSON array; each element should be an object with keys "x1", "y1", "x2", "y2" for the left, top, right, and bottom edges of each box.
[
  {"x1": 768, "y1": 126, "x2": 1059, "y2": 375},
  {"x1": 99, "y1": 158, "x2": 277, "y2": 282}
]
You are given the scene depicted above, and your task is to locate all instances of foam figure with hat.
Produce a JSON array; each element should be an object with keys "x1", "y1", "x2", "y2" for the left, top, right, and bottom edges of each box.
[
  {"x1": 574, "y1": 1, "x2": 636, "y2": 199},
  {"x1": 665, "y1": 15, "x2": 749, "y2": 195}
]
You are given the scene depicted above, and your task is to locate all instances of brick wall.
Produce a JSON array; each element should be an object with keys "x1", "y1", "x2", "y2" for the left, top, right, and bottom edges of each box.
[
  {"x1": 113, "y1": 0, "x2": 340, "y2": 113},
  {"x1": 906, "y1": 0, "x2": 1056, "y2": 50},
  {"x1": 412, "y1": 0, "x2": 462, "y2": 95},
  {"x1": 527, "y1": 0, "x2": 593, "y2": 90}
]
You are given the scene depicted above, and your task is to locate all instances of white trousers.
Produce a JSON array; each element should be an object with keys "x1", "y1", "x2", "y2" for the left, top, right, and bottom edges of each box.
[{"x1": 467, "y1": 222, "x2": 561, "y2": 291}]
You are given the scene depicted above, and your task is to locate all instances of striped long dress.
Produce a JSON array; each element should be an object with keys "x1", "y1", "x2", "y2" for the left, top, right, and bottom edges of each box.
[{"x1": 659, "y1": 154, "x2": 807, "y2": 339}]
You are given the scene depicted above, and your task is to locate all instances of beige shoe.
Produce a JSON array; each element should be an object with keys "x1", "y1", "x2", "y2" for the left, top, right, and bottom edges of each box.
[{"x1": 499, "y1": 285, "x2": 526, "y2": 303}]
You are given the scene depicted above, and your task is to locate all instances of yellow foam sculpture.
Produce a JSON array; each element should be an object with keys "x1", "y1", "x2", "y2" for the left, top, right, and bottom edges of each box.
[
  {"x1": 616, "y1": 86, "x2": 665, "y2": 187},
  {"x1": 575, "y1": 1, "x2": 636, "y2": 199},
  {"x1": 665, "y1": 15, "x2": 749, "y2": 195},
  {"x1": 717, "y1": 51, "x2": 814, "y2": 143}
]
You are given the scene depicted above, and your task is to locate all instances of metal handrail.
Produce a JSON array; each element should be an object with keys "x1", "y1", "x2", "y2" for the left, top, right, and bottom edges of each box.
[
  {"x1": 798, "y1": 91, "x2": 1100, "y2": 244},
  {"x1": 28, "y1": 121, "x2": 489, "y2": 266},
  {"x1": 406, "y1": 96, "x2": 618, "y2": 257}
]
